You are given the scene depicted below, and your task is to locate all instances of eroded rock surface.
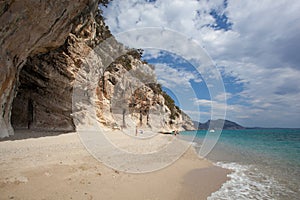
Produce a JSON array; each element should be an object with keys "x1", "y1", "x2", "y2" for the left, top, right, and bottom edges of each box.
[
  {"x1": 96, "y1": 50, "x2": 195, "y2": 132},
  {"x1": 0, "y1": 0, "x2": 104, "y2": 137},
  {"x1": 0, "y1": 0, "x2": 114, "y2": 136}
]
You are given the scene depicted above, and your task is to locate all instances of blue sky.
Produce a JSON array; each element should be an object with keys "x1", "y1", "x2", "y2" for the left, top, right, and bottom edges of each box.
[{"x1": 101, "y1": 0, "x2": 300, "y2": 128}]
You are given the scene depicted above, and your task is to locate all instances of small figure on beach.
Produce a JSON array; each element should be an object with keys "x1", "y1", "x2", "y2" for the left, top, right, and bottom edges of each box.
[
  {"x1": 174, "y1": 129, "x2": 179, "y2": 136},
  {"x1": 135, "y1": 126, "x2": 138, "y2": 136}
]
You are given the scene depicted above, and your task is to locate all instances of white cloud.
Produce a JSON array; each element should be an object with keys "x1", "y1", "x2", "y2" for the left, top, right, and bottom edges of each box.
[
  {"x1": 154, "y1": 63, "x2": 202, "y2": 89},
  {"x1": 215, "y1": 92, "x2": 232, "y2": 102}
]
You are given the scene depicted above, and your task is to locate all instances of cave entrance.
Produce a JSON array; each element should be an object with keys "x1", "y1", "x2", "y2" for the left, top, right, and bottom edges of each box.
[
  {"x1": 10, "y1": 57, "x2": 75, "y2": 132},
  {"x1": 27, "y1": 99, "x2": 33, "y2": 129},
  {"x1": 11, "y1": 90, "x2": 33, "y2": 130}
]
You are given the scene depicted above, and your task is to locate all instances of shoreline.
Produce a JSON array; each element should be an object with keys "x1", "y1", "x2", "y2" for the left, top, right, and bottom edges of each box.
[{"x1": 0, "y1": 130, "x2": 230, "y2": 200}]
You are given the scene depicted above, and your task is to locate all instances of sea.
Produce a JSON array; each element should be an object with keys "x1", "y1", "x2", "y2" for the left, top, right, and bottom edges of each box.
[{"x1": 179, "y1": 129, "x2": 300, "y2": 200}]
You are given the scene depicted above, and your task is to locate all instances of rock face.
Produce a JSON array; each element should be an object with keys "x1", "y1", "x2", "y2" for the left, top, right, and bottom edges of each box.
[
  {"x1": 11, "y1": 9, "x2": 112, "y2": 131},
  {"x1": 0, "y1": 0, "x2": 194, "y2": 138},
  {"x1": 96, "y1": 50, "x2": 195, "y2": 132},
  {"x1": 0, "y1": 0, "x2": 101, "y2": 137}
]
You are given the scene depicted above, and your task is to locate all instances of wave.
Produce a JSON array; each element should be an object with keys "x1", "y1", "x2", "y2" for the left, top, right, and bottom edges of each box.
[{"x1": 208, "y1": 162, "x2": 296, "y2": 200}]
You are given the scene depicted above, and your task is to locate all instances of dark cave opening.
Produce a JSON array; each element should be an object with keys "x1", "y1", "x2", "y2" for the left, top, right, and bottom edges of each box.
[
  {"x1": 11, "y1": 56, "x2": 75, "y2": 132},
  {"x1": 11, "y1": 88, "x2": 33, "y2": 130}
]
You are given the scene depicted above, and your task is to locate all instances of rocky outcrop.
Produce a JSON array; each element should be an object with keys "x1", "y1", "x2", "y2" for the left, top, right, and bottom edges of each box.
[
  {"x1": 96, "y1": 50, "x2": 195, "y2": 132},
  {"x1": 11, "y1": 8, "x2": 112, "y2": 132},
  {"x1": 0, "y1": 0, "x2": 194, "y2": 138},
  {"x1": 0, "y1": 0, "x2": 102, "y2": 137}
]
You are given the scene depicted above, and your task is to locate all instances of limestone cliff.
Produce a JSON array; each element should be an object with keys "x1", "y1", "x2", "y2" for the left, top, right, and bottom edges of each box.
[
  {"x1": 11, "y1": 6, "x2": 112, "y2": 132},
  {"x1": 97, "y1": 50, "x2": 195, "y2": 132},
  {"x1": 0, "y1": 0, "x2": 103, "y2": 137},
  {"x1": 0, "y1": 0, "x2": 194, "y2": 138}
]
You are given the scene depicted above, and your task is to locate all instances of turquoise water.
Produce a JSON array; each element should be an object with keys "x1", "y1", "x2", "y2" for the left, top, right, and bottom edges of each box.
[{"x1": 180, "y1": 129, "x2": 300, "y2": 199}]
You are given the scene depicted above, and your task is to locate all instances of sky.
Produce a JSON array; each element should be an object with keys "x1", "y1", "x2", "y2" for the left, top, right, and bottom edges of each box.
[{"x1": 101, "y1": 0, "x2": 300, "y2": 128}]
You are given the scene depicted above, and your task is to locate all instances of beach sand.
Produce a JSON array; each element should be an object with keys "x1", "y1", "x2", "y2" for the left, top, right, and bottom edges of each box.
[{"x1": 0, "y1": 130, "x2": 229, "y2": 200}]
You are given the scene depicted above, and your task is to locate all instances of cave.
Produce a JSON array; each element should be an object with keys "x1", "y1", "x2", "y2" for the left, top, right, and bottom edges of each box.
[
  {"x1": 11, "y1": 89, "x2": 33, "y2": 130},
  {"x1": 0, "y1": 0, "x2": 112, "y2": 138},
  {"x1": 11, "y1": 54, "x2": 76, "y2": 132}
]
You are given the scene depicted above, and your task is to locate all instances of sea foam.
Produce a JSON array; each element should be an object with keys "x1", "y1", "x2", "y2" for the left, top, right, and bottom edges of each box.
[{"x1": 208, "y1": 162, "x2": 294, "y2": 200}]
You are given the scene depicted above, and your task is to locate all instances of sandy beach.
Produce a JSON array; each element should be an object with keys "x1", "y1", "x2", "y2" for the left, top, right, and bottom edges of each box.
[{"x1": 0, "y1": 130, "x2": 229, "y2": 200}]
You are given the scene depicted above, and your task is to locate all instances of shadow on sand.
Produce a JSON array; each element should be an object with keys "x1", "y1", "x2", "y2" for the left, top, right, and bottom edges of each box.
[{"x1": 0, "y1": 129, "x2": 73, "y2": 141}]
